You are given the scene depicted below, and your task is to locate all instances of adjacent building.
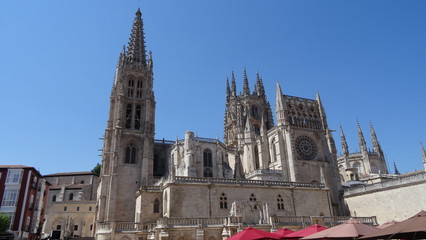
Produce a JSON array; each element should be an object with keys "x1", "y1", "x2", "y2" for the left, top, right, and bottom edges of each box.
[
  {"x1": 0, "y1": 165, "x2": 50, "y2": 240},
  {"x1": 42, "y1": 172, "x2": 99, "y2": 239}
]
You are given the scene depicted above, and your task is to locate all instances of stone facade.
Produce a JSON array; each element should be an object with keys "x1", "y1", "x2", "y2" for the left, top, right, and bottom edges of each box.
[
  {"x1": 93, "y1": 8, "x2": 379, "y2": 240},
  {"x1": 344, "y1": 170, "x2": 426, "y2": 224},
  {"x1": 43, "y1": 172, "x2": 98, "y2": 239}
]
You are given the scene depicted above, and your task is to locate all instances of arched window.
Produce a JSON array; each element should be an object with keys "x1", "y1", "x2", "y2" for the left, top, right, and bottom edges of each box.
[
  {"x1": 277, "y1": 194, "x2": 284, "y2": 210},
  {"x1": 249, "y1": 193, "x2": 257, "y2": 209},
  {"x1": 251, "y1": 105, "x2": 259, "y2": 118},
  {"x1": 125, "y1": 104, "x2": 132, "y2": 129},
  {"x1": 136, "y1": 80, "x2": 143, "y2": 98},
  {"x1": 127, "y1": 79, "x2": 134, "y2": 97},
  {"x1": 153, "y1": 198, "x2": 160, "y2": 213},
  {"x1": 271, "y1": 138, "x2": 277, "y2": 162},
  {"x1": 69, "y1": 193, "x2": 74, "y2": 201},
  {"x1": 125, "y1": 144, "x2": 137, "y2": 164},
  {"x1": 135, "y1": 105, "x2": 141, "y2": 130},
  {"x1": 203, "y1": 149, "x2": 213, "y2": 177},
  {"x1": 219, "y1": 193, "x2": 227, "y2": 209},
  {"x1": 254, "y1": 146, "x2": 260, "y2": 169},
  {"x1": 52, "y1": 195, "x2": 56, "y2": 202}
]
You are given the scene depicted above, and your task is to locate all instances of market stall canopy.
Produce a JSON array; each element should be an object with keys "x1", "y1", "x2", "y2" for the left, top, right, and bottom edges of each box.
[
  {"x1": 300, "y1": 218, "x2": 377, "y2": 240},
  {"x1": 284, "y1": 225, "x2": 328, "y2": 239},
  {"x1": 272, "y1": 228, "x2": 295, "y2": 238},
  {"x1": 227, "y1": 227, "x2": 280, "y2": 240},
  {"x1": 359, "y1": 210, "x2": 426, "y2": 240}
]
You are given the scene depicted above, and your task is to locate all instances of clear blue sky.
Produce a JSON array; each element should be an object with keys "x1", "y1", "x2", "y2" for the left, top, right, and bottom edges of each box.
[{"x1": 1, "y1": 1, "x2": 425, "y2": 175}]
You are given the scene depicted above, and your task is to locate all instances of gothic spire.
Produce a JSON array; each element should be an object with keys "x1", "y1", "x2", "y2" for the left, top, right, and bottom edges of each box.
[
  {"x1": 243, "y1": 68, "x2": 250, "y2": 96},
  {"x1": 370, "y1": 122, "x2": 383, "y2": 156},
  {"x1": 255, "y1": 72, "x2": 266, "y2": 98},
  {"x1": 226, "y1": 78, "x2": 231, "y2": 103},
  {"x1": 316, "y1": 91, "x2": 328, "y2": 129},
  {"x1": 357, "y1": 121, "x2": 368, "y2": 153},
  {"x1": 393, "y1": 162, "x2": 400, "y2": 175},
  {"x1": 340, "y1": 125, "x2": 349, "y2": 156},
  {"x1": 127, "y1": 8, "x2": 147, "y2": 65},
  {"x1": 275, "y1": 82, "x2": 286, "y2": 126},
  {"x1": 231, "y1": 71, "x2": 237, "y2": 97},
  {"x1": 421, "y1": 142, "x2": 426, "y2": 167}
]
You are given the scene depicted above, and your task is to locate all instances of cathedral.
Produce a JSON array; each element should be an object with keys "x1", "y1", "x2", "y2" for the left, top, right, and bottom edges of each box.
[{"x1": 94, "y1": 8, "x2": 380, "y2": 240}]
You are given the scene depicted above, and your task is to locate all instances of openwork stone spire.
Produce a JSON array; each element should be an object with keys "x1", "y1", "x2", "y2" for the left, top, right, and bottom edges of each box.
[
  {"x1": 231, "y1": 71, "x2": 237, "y2": 97},
  {"x1": 370, "y1": 122, "x2": 383, "y2": 157},
  {"x1": 393, "y1": 162, "x2": 400, "y2": 175},
  {"x1": 357, "y1": 121, "x2": 367, "y2": 152},
  {"x1": 226, "y1": 78, "x2": 231, "y2": 103},
  {"x1": 127, "y1": 8, "x2": 147, "y2": 64},
  {"x1": 243, "y1": 68, "x2": 250, "y2": 96},
  {"x1": 340, "y1": 125, "x2": 349, "y2": 156},
  {"x1": 421, "y1": 142, "x2": 426, "y2": 166},
  {"x1": 255, "y1": 72, "x2": 266, "y2": 98}
]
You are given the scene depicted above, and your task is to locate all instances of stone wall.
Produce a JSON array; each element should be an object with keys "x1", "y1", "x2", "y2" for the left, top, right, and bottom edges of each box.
[{"x1": 344, "y1": 171, "x2": 426, "y2": 224}]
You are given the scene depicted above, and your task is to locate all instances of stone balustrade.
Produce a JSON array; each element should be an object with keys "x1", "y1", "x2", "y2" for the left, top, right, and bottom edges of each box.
[
  {"x1": 173, "y1": 176, "x2": 325, "y2": 188},
  {"x1": 344, "y1": 171, "x2": 426, "y2": 195}
]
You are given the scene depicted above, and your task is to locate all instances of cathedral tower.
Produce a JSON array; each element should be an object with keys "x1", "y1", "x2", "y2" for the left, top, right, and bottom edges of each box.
[
  {"x1": 223, "y1": 70, "x2": 274, "y2": 177},
  {"x1": 96, "y1": 8, "x2": 155, "y2": 228}
]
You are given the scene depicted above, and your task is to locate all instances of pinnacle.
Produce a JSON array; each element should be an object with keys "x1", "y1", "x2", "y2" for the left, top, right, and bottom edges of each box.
[{"x1": 127, "y1": 8, "x2": 147, "y2": 65}]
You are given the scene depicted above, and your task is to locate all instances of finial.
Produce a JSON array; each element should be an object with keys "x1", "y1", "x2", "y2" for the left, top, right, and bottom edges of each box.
[
  {"x1": 393, "y1": 162, "x2": 400, "y2": 175},
  {"x1": 231, "y1": 71, "x2": 237, "y2": 97},
  {"x1": 243, "y1": 68, "x2": 250, "y2": 96}
]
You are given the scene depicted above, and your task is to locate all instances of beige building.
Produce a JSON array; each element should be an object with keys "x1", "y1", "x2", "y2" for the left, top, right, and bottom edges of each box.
[
  {"x1": 94, "y1": 8, "x2": 379, "y2": 240},
  {"x1": 43, "y1": 172, "x2": 98, "y2": 239},
  {"x1": 344, "y1": 170, "x2": 426, "y2": 224}
]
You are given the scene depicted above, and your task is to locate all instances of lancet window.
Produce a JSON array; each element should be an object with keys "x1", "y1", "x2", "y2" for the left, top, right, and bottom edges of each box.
[
  {"x1": 277, "y1": 195, "x2": 284, "y2": 210},
  {"x1": 153, "y1": 198, "x2": 160, "y2": 213},
  {"x1": 136, "y1": 80, "x2": 143, "y2": 98},
  {"x1": 125, "y1": 104, "x2": 132, "y2": 129},
  {"x1": 203, "y1": 149, "x2": 213, "y2": 177},
  {"x1": 125, "y1": 144, "x2": 137, "y2": 164},
  {"x1": 127, "y1": 79, "x2": 134, "y2": 97},
  {"x1": 219, "y1": 193, "x2": 227, "y2": 209},
  {"x1": 135, "y1": 105, "x2": 141, "y2": 129}
]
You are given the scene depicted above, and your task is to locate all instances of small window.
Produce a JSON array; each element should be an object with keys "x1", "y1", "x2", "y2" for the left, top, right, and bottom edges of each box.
[
  {"x1": 80, "y1": 180, "x2": 84, "y2": 184},
  {"x1": 52, "y1": 195, "x2": 56, "y2": 202},
  {"x1": 89, "y1": 206, "x2": 92, "y2": 211},
  {"x1": 277, "y1": 194, "x2": 284, "y2": 210},
  {"x1": 203, "y1": 149, "x2": 213, "y2": 177},
  {"x1": 74, "y1": 225, "x2": 78, "y2": 231},
  {"x1": 64, "y1": 206, "x2": 67, "y2": 211},
  {"x1": 249, "y1": 193, "x2": 256, "y2": 201},
  {"x1": 125, "y1": 144, "x2": 137, "y2": 164},
  {"x1": 77, "y1": 206, "x2": 80, "y2": 211},
  {"x1": 90, "y1": 225, "x2": 93, "y2": 231},
  {"x1": 153, "y1": 198, "x2": 160, "y2": 213},
  {"x1": 69, "y1": 193, "x2": 74, "y2": 201},
  {"x1": 56, "y1": 225, "x2": 61, "y2": 230},
  {"x1": 220, "y1": 193, "x2": 228, "y2": 209}
]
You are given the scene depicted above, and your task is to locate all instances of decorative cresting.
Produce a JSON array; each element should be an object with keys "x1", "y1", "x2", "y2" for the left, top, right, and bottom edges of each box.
[
  {"x1": 284, "y1": 96, "x2": 323, "y2": 130},
  {"x1": 295, "y1": 136, "x2": 317, "y2": 160}
]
